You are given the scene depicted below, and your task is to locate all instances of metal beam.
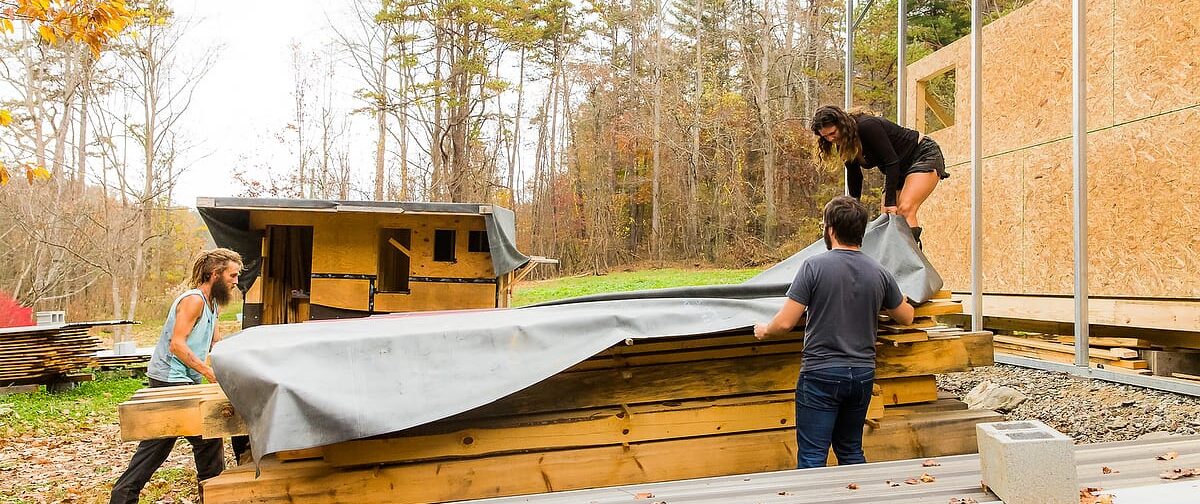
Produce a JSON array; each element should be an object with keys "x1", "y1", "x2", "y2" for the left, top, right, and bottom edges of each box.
[
  {"x1": 844, "y1": 0, "x2": 855, "y2": 197},
  {"x1": 969, "y1": 0, "x2": 982, "y2": 332},
  {"x1": 996, "y1": 355, "x2": 1200, "y2": 398},
  {"x1": 844, "y1": 0, "x2": 854, "y2": 110},
  {"x1": 897, "y1": 0, "x2": 906, "y2": 126},
  {"x1": 1071, "y1": 0, "x2": 1090, "y2": 367}
]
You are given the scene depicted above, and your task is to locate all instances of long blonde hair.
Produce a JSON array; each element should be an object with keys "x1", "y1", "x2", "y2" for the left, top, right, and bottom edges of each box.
[{"x1": 189, "y1": 248, "x2": 243, "y2": 288}]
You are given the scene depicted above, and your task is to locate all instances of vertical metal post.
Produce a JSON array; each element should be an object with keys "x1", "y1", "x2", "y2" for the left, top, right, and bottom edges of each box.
[
  {"x1": 897, "y1": 0, "x2": 907, "y2": 126},
  {"x1": 844, "y1": 0, "x2": 854, "y2": 110},
  {"x1": 969, "y1": 0, "x2": 983, "y2": 332},
  {"x1": 1072, "y1": 0, "x2": 1090, "y2": 366},
  {"x1": 844, "y1": 0, "x2": 855, "y2": 196}
]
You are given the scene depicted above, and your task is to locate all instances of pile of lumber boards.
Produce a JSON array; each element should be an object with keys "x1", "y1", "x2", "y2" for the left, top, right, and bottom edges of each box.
[
  {"x1": 992, "y1": 334, "x2": 1152, "y2": 374},
  {"x1": 0, "y1": 324, "x2": 103, "y2": 386},
  {"x1": 117, "y1": 292, "x2": 996, "y2": 503}
]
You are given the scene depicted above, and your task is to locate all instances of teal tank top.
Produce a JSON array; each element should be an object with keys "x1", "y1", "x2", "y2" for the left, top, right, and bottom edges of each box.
[{"x1": 146, "y1": 289, "x2": 218, "y2": 384}]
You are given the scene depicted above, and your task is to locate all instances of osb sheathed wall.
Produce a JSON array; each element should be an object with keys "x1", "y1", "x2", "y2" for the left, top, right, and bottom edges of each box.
[
  {"x1": 907, "y1": 0, "x2": 1200, "y2": 297},
  {"x1": 246, "y1": 210, "x2": 498, "y2": 313}
]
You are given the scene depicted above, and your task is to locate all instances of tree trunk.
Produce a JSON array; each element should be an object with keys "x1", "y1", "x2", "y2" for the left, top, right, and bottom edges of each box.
[{"x1": 651, "y1": 0, "x2": 663, "y2": 257}]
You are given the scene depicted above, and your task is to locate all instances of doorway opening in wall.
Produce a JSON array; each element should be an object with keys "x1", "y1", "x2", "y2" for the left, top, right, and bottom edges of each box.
[
  {"x1": 378, "y1": 228, "x2": 412, "y2": 293},
  {"x1": 263, "y1": 225, "x2": 313, "y2": 325}
]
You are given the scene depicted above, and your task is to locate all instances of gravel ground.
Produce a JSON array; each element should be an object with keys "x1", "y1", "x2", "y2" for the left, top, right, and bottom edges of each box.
[{"x1": 938, "y1": 364, "x2": 1200, "y2": 443}]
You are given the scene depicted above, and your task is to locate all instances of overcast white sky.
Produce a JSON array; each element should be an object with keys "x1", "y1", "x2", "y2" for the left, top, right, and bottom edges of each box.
[{"x1": 170, "y1": 0, "x2": 360, "y2": 208}]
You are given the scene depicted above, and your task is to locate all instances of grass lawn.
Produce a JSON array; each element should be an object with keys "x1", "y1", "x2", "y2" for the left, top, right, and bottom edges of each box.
[
  {"x1": 0, "y1": 374, "x2": 144, "y2": 438},
  {"x1": 512, "y1": 267, "x2": 762, "y2": 307}
]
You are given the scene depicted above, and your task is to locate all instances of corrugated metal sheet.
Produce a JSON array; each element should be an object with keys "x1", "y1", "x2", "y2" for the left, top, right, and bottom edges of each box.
[{"x1": 459, "y1": 435, "x2": 1200, "y2": 503}]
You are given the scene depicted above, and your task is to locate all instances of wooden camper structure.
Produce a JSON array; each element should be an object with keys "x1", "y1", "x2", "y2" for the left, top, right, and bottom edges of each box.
[
  {"x1": 906, "y1": 0, "x2": 1200, "y2": 334},
  {"x1": 197, "y1": 197, "x2": 546, "y2": 329},
  {"x1": 118, "y1": 295, "x2": 999, "y2": 503}
]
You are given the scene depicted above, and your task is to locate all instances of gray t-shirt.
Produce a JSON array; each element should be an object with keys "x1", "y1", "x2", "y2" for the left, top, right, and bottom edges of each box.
[{"x1": 786, "y1": 249, "x2": 904, "y2": 372}]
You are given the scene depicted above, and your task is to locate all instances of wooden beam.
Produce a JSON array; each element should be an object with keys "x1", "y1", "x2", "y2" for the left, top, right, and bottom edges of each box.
[
  {"x1": 994, "y1": 335, "x2": 1144, "y2": 363},
  {"x1": 952, "y1": 294, "x2": 1200, "y2": 335},
  {"x1": 1053, "y1": 336, "x2": 1154, "y2": 349},
  {"x1": 386, "y1": 237, "x2": 412, "y2": 257}
]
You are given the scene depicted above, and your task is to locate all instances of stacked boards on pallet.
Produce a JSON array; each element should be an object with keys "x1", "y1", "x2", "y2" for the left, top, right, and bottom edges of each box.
[
  {"x1": 0, "y1": 323, "x2": 109, "y2": 386},
  {"x1": 992, "y1": 334, "x2": 1153, "y2": 374},
  {"x1": 118, "y1": 294, "x2": 996, "y2": 503}
]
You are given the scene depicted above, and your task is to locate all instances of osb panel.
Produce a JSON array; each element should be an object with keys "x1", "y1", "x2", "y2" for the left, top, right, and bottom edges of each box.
[
  {"x1": 1020, "y1": 140, "x2": 1074, "y2": 294},
  {"x1": 921, "y1": 161, "x2": 971, "y2": 292},
  {"x1": 374, "y1": 283, "x2": 497, "y2": 312},
  {"x1": 1088, "y1": 110, "x2": 1200, "y2": 297},
  {"x1": 982, "y1": 0, "x2": 1115, "y2": 154},
  {"x1": 1113, "y1": 0, "x2": 1200, "y2": 122},
  {"x1": 310, "y1": 277, "x2": 371, "y2": 310},
  {"x1": 980, "y1": 154, "x2": 1023, "y2": 292},
  {"x1": 912, "y1": 0, "x2": 1196, "y2": 298}
]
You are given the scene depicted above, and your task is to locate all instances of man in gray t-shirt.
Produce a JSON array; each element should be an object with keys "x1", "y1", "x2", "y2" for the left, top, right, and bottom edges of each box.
[{"x1": 754, "y1": 196, "x2": 914, "y2": 468}]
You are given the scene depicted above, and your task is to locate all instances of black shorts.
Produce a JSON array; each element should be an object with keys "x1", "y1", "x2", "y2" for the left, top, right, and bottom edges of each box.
[{"x1": 906, "y1": 137, "x2": 949, "y2": 180}]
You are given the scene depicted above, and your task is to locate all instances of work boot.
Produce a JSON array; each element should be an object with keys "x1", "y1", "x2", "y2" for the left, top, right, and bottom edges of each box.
[{"x1": 911, "y1": 226, "x2": 923, "y2": 249}]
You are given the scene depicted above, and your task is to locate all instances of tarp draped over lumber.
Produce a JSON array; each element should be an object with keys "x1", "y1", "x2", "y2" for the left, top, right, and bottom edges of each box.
[{"x1": 211, "y1": 214, "x2": 942, "y2": 462}]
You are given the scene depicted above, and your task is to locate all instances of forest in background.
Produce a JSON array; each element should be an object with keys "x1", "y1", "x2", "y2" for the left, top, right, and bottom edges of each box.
[{"x1": 0, "y1": 0, "x2": 1031, "y2": 322}]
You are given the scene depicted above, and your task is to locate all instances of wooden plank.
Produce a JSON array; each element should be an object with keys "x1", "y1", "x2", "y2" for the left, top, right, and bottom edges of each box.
[
  {"x1": 911, "y1": 301, "x2": 964, "y2": 317},
  {"x1": 200, "y1": 396, "x2": 247, "y2": 440},
  {"x1": 994, "y1": 335, "x2": 1145, "y2": 363},
  {"x1": 1053, "y1": 335, "x2": 1154, "y2": 348},
  {"x1": 877, "y1": 332, "x2": 929, "y2": 345},
  {"x1": 875, "y1": 375, "x2": 939, "y2": 406},
  {"x1": 994, "y1": 347, "x2": 1152, "y2": 374},
  {"x1": 1171, "y1": 372, "x2": 1200, "y2": 382},
  {"x1": 202, "y1": 408, "x2": 999, "y2": 504},
  {"x1": 878, "y1": 319, "x2": 939, "y2": 333},
  {"x1": 118, "y1": 396, "x2": 204, "y2": 441},
  {"x1": 322, "y1": 394, "x2": 798, "y2": 467},
  {"x1": 953, "y1": 294, "x2": 1200, "y2": 335}
]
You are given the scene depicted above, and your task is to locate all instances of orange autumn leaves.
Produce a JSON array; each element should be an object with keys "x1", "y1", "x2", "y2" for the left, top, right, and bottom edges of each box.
[
  {"x1": 3, "y1": 0, "x2": 132, "y2": 56},
  {"x1": 0, "y1": 0, "x2": 132, "y2": 186}
]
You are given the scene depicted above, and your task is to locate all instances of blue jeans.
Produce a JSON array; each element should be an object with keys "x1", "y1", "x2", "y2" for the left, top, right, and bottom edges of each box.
[{"x1": 794, "y1": 366, "x2": 875, "y2": 469}]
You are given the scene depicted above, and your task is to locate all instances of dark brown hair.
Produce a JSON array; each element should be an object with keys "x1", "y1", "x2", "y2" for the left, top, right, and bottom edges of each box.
[
  {"x1": 824, "y1": 195, "x2": 868, "y2": 247},
  {"x1": 189, "y1": 248, "x2": 243, "y2": 288},
  {"x1": 810, "y1": 105, "x2": 862, "y2": 164}
]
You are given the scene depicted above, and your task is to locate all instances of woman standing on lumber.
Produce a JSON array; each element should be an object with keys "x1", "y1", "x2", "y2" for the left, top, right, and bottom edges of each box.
[{"x1": 810, "y1": 105, "x2": 949, "y2": 248}]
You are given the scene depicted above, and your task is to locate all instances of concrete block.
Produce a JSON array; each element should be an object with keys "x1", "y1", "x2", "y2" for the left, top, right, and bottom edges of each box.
[{"x1": 977, "y1": 420, "x2": 1077, "y2": 504}]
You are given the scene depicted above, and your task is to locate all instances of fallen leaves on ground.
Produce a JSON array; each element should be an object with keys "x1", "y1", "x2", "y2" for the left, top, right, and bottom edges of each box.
[
  {"x1": 922, "y1": 459, "x2": 941, "y2": 467},
  {"x1": 920, "y1": 473, "x2": 936, "y2": 483},
  {"x1": 1102, "y1": 466, "x2": 1118, "y2": 474},
  {"x1": 846, "y1": 483, "x2": 858, "y2": 490},
  {"x1": 1156, "y1": 451, "x2": 1178, "y2": 461},
  {"x1": 949, "y1": 498, "x2": 978, "y2": 504},
  {"x1": 1079, "y1": 487, "x2": 1114, "y2": 504},
  {"x1": 1160, "y1": 468, "x2": 1199, "y2": 480},
  {"x1": 633, "y1": 492, "x2": 655, "y2": 499}
]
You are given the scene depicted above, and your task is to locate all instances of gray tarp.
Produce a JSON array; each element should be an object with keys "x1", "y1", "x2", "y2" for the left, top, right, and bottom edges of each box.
[{"x1": 211, "y1": 213, "x2": 943, "y2": 462}]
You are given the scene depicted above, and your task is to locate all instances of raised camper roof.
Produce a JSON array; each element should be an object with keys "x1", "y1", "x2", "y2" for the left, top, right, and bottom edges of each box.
[{"x1": 196, "y1": 196, "x2": 499, "y2": 216}]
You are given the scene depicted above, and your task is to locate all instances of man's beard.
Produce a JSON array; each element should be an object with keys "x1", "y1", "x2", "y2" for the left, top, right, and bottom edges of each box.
[{"x1": 211, "y1": 279, "x2": 234, "y2": 307}]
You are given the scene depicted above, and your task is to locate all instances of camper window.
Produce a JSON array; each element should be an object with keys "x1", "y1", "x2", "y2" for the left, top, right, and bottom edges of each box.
[
  {"x1": 468, "y1": 230, "x2": 488, "y2": 253},
  {"x1": 434, "y1": 229, "x2": 457, "y2": 262}
]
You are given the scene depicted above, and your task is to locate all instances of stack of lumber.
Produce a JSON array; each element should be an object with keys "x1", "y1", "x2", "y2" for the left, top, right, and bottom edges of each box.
[
  {"x1": 992, "y1": 333, "x2": 1152, "y2": 375},
  {"x1": 118, "y1": 292, "x2": 996, "y2": 503},
  {"x1": 94, "y1": 349, "x2": 152, "y2": 371},
  {"x1": 0, "y1": 324, "x2": 103, "y2": 386}
]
